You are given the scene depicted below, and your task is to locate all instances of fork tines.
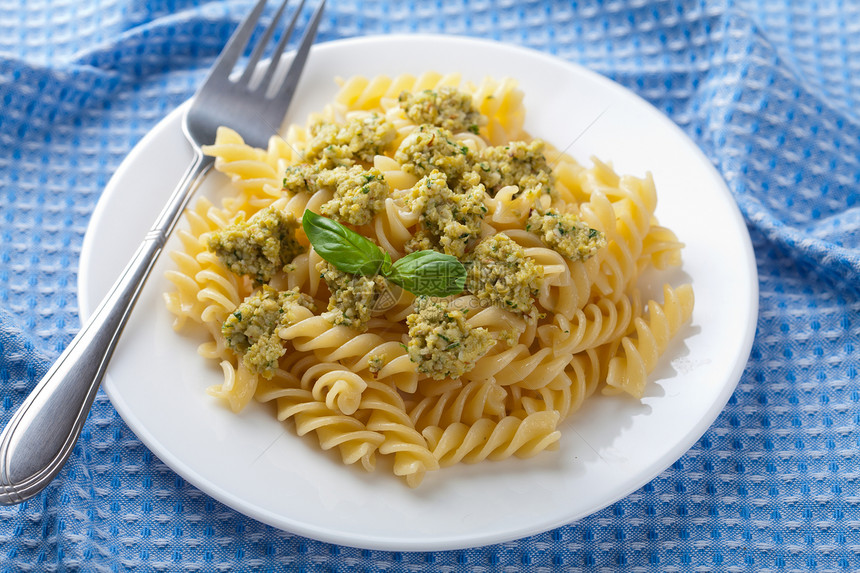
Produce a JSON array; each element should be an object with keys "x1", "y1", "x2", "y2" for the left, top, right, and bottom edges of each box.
[{"x1": 210, "y1": 0, "x2": 326, "y2": 99}]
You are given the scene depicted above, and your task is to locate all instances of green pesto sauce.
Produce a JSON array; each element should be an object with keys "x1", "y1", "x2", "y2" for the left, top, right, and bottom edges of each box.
[
  {"x1": 222, "y1": 286, "x2": 315, "y2": 378},
  {"x1": 207, "y1": 206, "x2": 304, "y2": 284},
  {"x1": 465, "y1": 233, "x2": 543, "y2": 315},
  {"x1": 397, "y1": 86, "x2": 486, "y2": 135},
  {"x1": 526, "y1": 208, "x2": 606, "y2": 261},
  {"x1": 406, "y1": 296, "x2": 494, "y2": 379}
]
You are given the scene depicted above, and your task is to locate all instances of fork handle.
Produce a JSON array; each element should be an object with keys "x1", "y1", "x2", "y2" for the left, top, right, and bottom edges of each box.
[{"x1": 0, "y1": 151, "x2": 214, "y2": 505}]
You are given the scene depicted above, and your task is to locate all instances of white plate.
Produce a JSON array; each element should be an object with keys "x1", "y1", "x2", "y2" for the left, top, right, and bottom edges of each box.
[{"x1": 79, "y1": 35, "x2": 758, "y2": 551}]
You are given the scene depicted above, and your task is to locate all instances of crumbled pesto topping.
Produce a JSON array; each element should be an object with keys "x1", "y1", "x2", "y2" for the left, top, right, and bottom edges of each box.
[
  {"x1": 222, "y1": 286, "x2": 315, "y2": 378},
  {"x1": 318, "y1": 260, "x2": 390, "y2": 332},
  {"x1": 394, "y1": 124, "x2": 471, "y2": 180},
  {"x1": 397, "y1": 87, "x2": 486, "y2": 134},
  {"x1": 404, "y1": 169, "x2": 487, "y2": 258},
  {"x1": 406, "y1": 296, "x2": 495, "y2": 380},
  {"x1": 465, "y1": 234, "x2": 543, "y2": 315},
  {"x1": 318, "y1": 166, "x2": 390, "y2": 226},
  {"x1": 282, "y1": 163, "x2": 319, "y2": 194},
  {"x1": 471, "y1": 140, "x2": 554, "y2": 197},
  {"x1": 304, "y1": 113, "x2": 396, "y2": 168},
  {"x1": 526, "y1": 209, "x2": 607, "y2": 261},
  {"x1": 207, "y1": 206, "x2": 304, "y2": 284},
  {"x1": 368, "y1": 353, "x2": 385, "y2": 374}
]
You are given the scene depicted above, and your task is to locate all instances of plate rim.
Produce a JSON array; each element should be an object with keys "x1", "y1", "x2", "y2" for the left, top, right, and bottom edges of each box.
[{"x1": 78, "y1": 33, "x2": 759, "y2": 551}]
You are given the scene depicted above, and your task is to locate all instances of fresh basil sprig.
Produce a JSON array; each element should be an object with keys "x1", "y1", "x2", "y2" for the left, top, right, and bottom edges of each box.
[{"x1": 302, "y1": 210, "x2": 465, "y2": 297}]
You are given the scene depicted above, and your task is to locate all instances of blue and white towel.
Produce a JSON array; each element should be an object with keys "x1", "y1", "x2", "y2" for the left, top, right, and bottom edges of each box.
[{"x1": 1, "y1": 0, "x2": 858, "y2": 570}]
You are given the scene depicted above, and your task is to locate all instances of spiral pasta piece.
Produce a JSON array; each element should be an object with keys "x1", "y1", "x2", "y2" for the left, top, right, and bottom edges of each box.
[
  {"x1": 605, "y1": 284, "x2": 695, "y2": 398},
  {"x1": 409, "y1": 378, "x2": 508, "y2": 430},
  {"x1": 206, "y1": 359, "x2": 258, "y2": 413},
  {"x1": 301, "y1": 362, "x2": 367, "y2": 416},
  {"x1": 536, "y1": 289, "x2": 641, "y2": 357},
  {"x1": 359, "y1": 380, "x2": 439, "y2": 487},
  {"x1": 371, "y1": 197, "x2": 421, "y2": 256},
  {"x1": 279, "y1": 312, "x2": 419, "y2": 393},
  {"x1": 640, "y1": 223, "x2": 685, "y2": 270},
  {"x1": 422, "y1": 410, "x2": 561, "y2": 467},
  {"x1": 517, "y1": 348, "x2": 603, "y2": 420},
  {"x1": 336, "y1": 73, "x2": 462, "y2": 112},
  {"x1": 164, "y1": 197, "x2": 227, "y2": 328},
  {"x1": 202, "y1": 128, "x2": 283, "y2": 204},
  {"x1": 163, "y1": 236, "x2": 209, "y2": 330},
  {"x1": 469, "y1": 76, "x2": 526, "y2": 144},
  {"x1": 373, "y1": 155, "x2": 419, "y2": 191},
  {"x1": 256, "y1": 375, "x2": 384, "y2": 472}
]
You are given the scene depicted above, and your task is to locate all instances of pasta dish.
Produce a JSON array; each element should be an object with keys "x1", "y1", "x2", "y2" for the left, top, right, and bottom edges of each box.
[{"x1": 163, "y1": 73, "x2": 694, "y2": 487}]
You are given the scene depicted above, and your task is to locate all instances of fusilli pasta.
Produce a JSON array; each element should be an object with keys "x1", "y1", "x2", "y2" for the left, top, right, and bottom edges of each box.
[{"x1": 164, "y1": 74, "x2": 694, "y2": 487}]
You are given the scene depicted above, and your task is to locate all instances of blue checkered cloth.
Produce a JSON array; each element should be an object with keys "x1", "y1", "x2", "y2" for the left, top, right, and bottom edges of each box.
[{"x1": 2, "y1": 0, "x2": 859, "y2": 570}]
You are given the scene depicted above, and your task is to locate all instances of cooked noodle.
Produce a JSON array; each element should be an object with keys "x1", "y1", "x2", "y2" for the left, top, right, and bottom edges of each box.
[{"x1": 164, "y1": 74, "x2": 694, "y2": 487}]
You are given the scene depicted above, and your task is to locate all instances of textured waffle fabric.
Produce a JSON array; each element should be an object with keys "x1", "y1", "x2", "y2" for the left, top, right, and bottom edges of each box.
[{"x1": 1, "y1": 0, "x2": 859, "y2": 571}]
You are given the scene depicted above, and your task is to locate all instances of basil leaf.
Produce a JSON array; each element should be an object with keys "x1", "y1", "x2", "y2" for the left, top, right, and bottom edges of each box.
[
  {"x1": 387, "y1": 250, "x2": 466, "y2": 297},
  {"x1": 302, "y1": 210, "x2": 386, "y2": 275},
  {"x1": 302, "y1": 211, "x2": 465, "y2": 297},
  {"x1": 382, "y1": 251, "x2": 393, "y2": 275}
]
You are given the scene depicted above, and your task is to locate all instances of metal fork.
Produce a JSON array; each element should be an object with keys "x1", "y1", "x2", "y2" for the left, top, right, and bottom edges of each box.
[{"x1": 0, "y1": 0, "x2": 325, "y2": 505}]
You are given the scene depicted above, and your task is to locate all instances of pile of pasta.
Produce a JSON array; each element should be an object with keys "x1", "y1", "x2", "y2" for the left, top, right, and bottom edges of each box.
[{"x1": 163, "y1": 73, "x2": 694, "y2": 487}]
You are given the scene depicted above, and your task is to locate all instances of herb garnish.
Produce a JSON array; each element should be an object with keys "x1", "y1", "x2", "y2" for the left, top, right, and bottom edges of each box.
[{"x1": 302, "y1": 210, "x2": 466, "y2": 297}]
